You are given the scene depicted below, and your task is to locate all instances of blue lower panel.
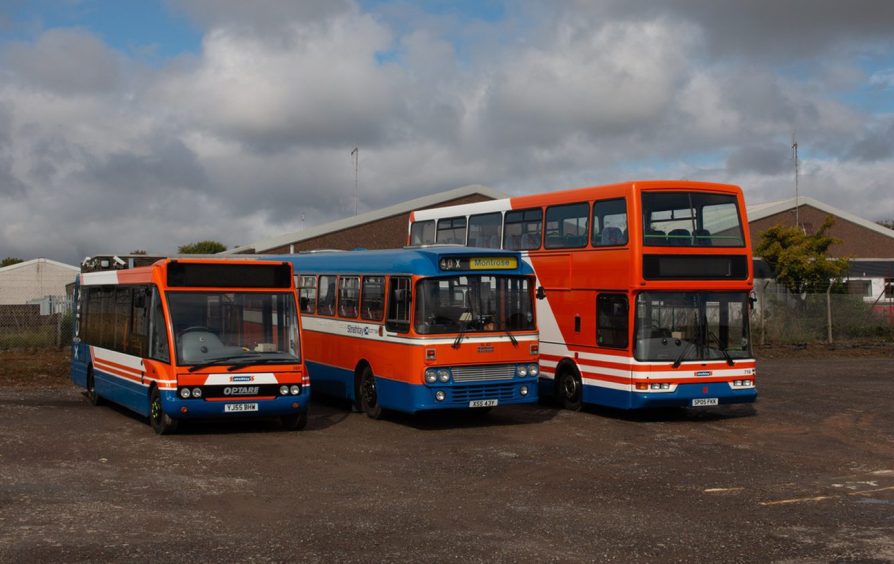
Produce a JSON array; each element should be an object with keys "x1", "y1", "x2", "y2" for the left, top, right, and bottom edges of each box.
[
  {"x1": 94, "y1": 368, "x2": 151, "y2": 416},
  {"x1": 584, "y1": 381, "x2": 757, "y2": 410},
  {"x1": 376, "y1": 377, "x2": 539, "y2": 414},
  {"x1": 306, "y1": 361, "x2": 356, "y2": 402},
  {"x1": 159, "y1": 390, "x2": 309, "y2": 420}
]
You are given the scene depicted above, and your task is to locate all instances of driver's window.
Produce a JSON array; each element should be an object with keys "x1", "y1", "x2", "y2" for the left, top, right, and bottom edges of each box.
[{"x1": 148, "y1": 287, "x2": 170, "y2": 363}]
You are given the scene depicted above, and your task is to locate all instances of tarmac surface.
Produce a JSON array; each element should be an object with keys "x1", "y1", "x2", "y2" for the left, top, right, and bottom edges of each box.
[{"x1": 0, "y1": 356, "x2": 892, "y2": 562}]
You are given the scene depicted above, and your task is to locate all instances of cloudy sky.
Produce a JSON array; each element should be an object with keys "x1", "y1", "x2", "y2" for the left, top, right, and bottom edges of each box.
[{"x1": 1, "y1": 0, "x2": 893, "y2": 264}]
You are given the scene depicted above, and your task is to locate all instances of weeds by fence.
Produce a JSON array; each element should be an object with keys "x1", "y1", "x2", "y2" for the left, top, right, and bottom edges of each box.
[
  {"x1": 0, "y1": 298, "x2": 71, "y2": 350},
  {"x1": 754, "y1": 284, "x2": 894, "y2": 345}
]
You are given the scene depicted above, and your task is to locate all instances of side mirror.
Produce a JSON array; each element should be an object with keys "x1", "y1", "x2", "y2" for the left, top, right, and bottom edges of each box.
[{"x1": 536, "y1": 286, "x2": 546, "y2": 300}]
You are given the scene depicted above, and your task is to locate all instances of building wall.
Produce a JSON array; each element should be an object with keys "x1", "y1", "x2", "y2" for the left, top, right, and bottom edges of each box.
[
  {"x1": 749, "y1": 205, "x2": 894, "y2": 259},
  {"x1": 0, "y1": 259, "x2": 79, "y2": 305},
  {"x1": 264, "y1": 194, "x2": 495, "y2": 254}
]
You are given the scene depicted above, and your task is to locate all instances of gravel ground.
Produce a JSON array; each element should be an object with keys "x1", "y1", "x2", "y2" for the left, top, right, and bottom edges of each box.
[{"x1": 0, "y1": 351, "x2": 892, "y2": 563}]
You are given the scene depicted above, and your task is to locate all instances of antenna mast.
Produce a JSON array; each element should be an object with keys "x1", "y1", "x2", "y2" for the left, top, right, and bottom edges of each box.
[
  {"x1": 350, "y1": 147, "x2": 359, "y2": 216},
  {"x1": 792, "y1": 135, "x2": 799, "y2": 228}
]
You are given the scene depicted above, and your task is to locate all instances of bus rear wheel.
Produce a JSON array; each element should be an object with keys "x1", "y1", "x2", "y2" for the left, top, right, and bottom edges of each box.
[
  {"x1": 358, "y1": 366, "x2": 383, "y2": 419},
  {"x1": 557, "y1": 367, "x2": 583, "y2": 411},
  {"x1": 281, "y1": 411, "x2": 308, "y2": 431},
  {"x1": 149, "y1": 387, "x2": 178, "y2": 435}
]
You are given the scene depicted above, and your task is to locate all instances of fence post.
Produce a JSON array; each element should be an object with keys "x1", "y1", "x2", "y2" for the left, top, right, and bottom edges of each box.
[
  {"x1": 826, "y1": 282, "x2": 833, "y2": 344},
  {"x1": 56, "y1": 313, "x2": 63, "y2": 349},
  {"x1": 760, "y1": 280, "x2": 769, "y2": 346}
]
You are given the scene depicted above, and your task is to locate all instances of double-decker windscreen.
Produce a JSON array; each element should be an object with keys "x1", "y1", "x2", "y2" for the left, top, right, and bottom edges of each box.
[
  {"x1": 414, "y1": 275, "x2": 535, "y2": 334},
  {"x1": 166, "y1": 292, "x2": 300, "y2": 368},
  {"x1": 642, "y1": 192, "x2": 744, "y2": 247},
  {"x1": 634, "y1": 292, "x2": 751, "y2": 363}
]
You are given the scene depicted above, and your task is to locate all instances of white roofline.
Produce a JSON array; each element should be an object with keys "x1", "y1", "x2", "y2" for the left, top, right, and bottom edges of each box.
[
  {"x1": 223, "y1": 184, "x2": 506, "y2": 254},
  {"x1": 747, "y1": 196, "x2": 894, "y2": 240},
  {"x1": 0, "y1": 257, "x2": 79, "y2": 274}
]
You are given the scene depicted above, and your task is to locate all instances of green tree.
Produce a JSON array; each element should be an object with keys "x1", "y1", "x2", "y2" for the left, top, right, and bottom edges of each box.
[
  {"x1": 1, "y1": 257, "x2": 23, "y2": 267},
  {"x1": 178, "y1": 240, "x2": 227, "y2": 254},
  {"x1": 756, "y1": 216, "x2": 849, "y2": 296}
]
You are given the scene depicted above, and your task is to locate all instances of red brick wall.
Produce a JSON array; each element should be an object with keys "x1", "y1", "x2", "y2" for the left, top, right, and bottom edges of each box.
[
  {"x1": 263, "y1": 194, "x2": 495, "y2": 254},
  {"x1": 749, "y1": 205, "x2": 894, "y2": 258}
]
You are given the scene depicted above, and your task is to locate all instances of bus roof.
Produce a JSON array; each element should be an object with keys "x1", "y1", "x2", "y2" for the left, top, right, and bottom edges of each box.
[{"x1": 271, "y1": 247, "x2": 533, "y2": 276}]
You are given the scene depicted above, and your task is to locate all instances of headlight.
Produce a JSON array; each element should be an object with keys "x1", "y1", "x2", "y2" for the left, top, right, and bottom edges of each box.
[
  {"x1": 290, "y1": 385, "x2": 301, "y2": 395},
  {"x1": 179, "y1": 388, "x2": 191, "y2": 399},
  {"x1": 191, "y1": 387, "x2": 202, "y2": 398},
  {"x1": 438, "y1": 369, "x2": 451, "y2": 383},
  {"x1": 516, "y1": 365, "x2": 528, "y2": 377},
  {"x1": 528, "y1": 364, "x2": 539, "y2": 377},
  {"x1": 280, "y1": 385, "x2": 290, "y2": 395},
  {"x1": 425, "y1": 369, "x2": 438, "y2": 384}
]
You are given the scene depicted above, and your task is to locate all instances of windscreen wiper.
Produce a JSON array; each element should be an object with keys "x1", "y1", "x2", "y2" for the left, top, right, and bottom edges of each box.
[
  {"x1": 672, "y1": 341, "x2": 694, "y2": 369},
  {"x1": 187, "y1": 355, "x2": 250, "y2": 373},
  {"x1": 707, "y1": 331, "x2": 735, "y2": 366},
  {"x1": 226, "y1": 354, "x2": 300, "y2": 371},
  {"x1": 453, "y1": 322, "x2": 467, "y2": 349},
  {"x1": 504, "y1": 329, "x2": 518, "y2": 347}
]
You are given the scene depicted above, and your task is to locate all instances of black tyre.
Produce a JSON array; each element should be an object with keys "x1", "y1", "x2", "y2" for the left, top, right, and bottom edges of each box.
[
  {"x1": 557, "y1": 366, "x2": 583, "y2": 411},
  {"x1": 149, "y1": 387, "x2": 178, "y2": 435},
  {"x1": 358, "y1": 365, "x2": 383, "y2": 419},
  {"x1": 86, "y1": 366, "x2": 102, "y2": 406},
  {"x1": 281, "y1": 411, "x2": 308, "y2": 431}
]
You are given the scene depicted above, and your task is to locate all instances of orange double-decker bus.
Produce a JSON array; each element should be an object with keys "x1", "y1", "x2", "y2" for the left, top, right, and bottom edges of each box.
[
  {"x1": 70, "y1": 258, "x2": 309, "y2": 433},
  {"x1": 410, "y1": 180, "x2": 757, "y2": 410}
]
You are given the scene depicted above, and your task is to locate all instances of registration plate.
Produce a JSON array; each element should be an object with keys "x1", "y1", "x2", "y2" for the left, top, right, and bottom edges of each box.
[
  {"x1": 691, "y1": 398, "x2": 719, "y2": 407},
  {"x1": 469, "y1": 399, "x2": 498, "y2": 408},
  {"x1": 224, "y1": 403, "x2": 258, "y2": 413}
]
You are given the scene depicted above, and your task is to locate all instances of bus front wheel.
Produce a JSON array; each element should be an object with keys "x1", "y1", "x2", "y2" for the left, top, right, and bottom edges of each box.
[
  {"x1": 86, "y1": 366, "x2": 102, "y2": 406},
  {"x1": 557, "y1": 367, "x2": 583, "y2": 411},
  {"x1": 358, "y1": 366, "x2": 383, "y2": 419},
  {"x1": 281, "y1": 411, "x2": 308, "y2": 431},
  {"x1": 149, "y1": 387, "x2": 178, "y2": 435}
]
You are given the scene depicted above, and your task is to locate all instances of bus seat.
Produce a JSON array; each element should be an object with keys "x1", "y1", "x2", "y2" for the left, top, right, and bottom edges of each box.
[
  {"x1": 600, "y1": 227, "x2": 623, "y2": 246},
  {"x1": 520, "y1": 233, "x2": 539, "y2": 249},
  {"x1": 668, "y1": 228, "x2": 691, "y2": 246},
  {"x1": 644, "y1": 229, "x2": 666, "y2": 245},
  {"x1": 694, "y1": 228, "x2": 712, "y2": 246},
  {"x1": 488, "y1": 235, "x2": 501, "y2": 249},
  {"x1": 179, "y1": 330, "x2": 226, "y2": 364}
]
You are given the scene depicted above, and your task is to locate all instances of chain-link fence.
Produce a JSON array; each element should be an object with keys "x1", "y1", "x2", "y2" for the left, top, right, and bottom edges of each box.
[
  {"x1": 0, "y1": 297, "x2": 71, "y2": 350},
  {"x1": 753, "y1": 281, "x2": 894, "y2": 344}
]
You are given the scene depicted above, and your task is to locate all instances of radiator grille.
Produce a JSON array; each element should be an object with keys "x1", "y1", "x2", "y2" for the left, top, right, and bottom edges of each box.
[{"x1": 451, "y1": 364, "x2": 516, "y2": 382}]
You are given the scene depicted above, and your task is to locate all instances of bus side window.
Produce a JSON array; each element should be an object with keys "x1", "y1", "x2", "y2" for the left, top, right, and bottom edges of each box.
[
  {"x1": 436, "y1": 216, "x2": 466, "y2": 245},
  {"x1": 597, "y1": 294, "x2": 628, "y2": 349},
  {"x1": 318, "y1": 275, "x2": 336, "y2": 316},
  {"x1": 386, "y1": 276, "x2": 411, "y2": 333},
  {"x1": 410, "y1": 220, "x2": 435, "y2": 245},
  {"x1": 361, "y1": 276, "x2": 385, "y2": 321},
  {"x1": 338, "y1": 276, "x2": 360, "y2": 318},
  {"x1": 468, "y1": 212, "x2": 502, "y2": 248},
  {"x1": 128, "y1": 286, "x2": 150, "y2": 357},
  {"x1": 299, "y1": 275, "x2": 316, "y2": 314},
  {"x1": 545, "y1": 203, "x2": 589, "y2": 249},
  {"x1": 148, "y1": 287, "x2": 170, "y2": 363},
  {"x1": 592, "y1": 198, "x2": 628, "y2": 247}
]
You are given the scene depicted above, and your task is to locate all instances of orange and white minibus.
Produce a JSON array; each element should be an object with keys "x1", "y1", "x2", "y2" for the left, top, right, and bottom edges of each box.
[{"x1": 71, "y1": 258, "x2": 309, "y2": 433}]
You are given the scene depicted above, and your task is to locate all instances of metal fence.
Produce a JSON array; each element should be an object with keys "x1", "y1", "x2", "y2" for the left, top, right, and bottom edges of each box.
[
  {"x1": 0, "y1": 297, "x2": 71, "y2": 350},
  {"x1": 753, "y1": 281, "x2": 894, "y2": 345}
]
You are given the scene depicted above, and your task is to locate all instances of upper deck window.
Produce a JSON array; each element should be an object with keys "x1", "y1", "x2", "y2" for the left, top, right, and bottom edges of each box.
[
  {"x1": 545, "y1": 203, "x2": 589, "y2": 249},
  {"x1": 410, "y1": 220, "x2": 435, "y2": 245},
  {"x1": 642, "y1": 192, "x2": 744, "y2": 247},
  {"x1": 436, "y1": 217, "x2": 466, "y2": 245},
  {"x1": 503, "y1": 208, "x2": 542, "y2": 250},
  {"x1": 592, "y1": 198, "x2": 628, "y2": 247},
  {"x1": 467, "y1": 212, "x2": 502, "y2": 248}
]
